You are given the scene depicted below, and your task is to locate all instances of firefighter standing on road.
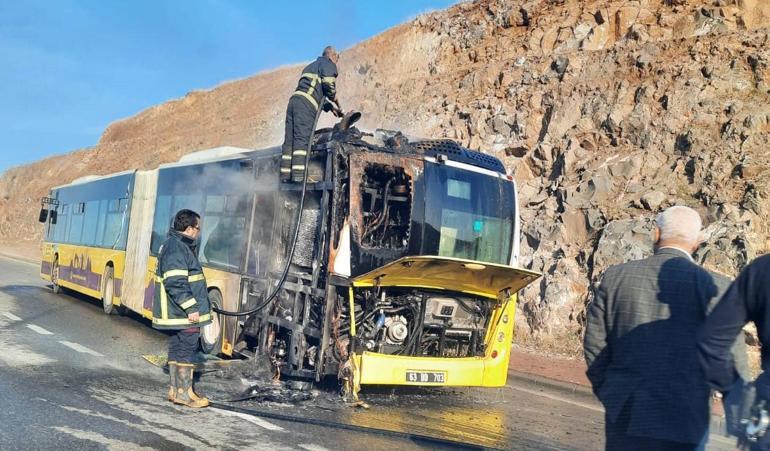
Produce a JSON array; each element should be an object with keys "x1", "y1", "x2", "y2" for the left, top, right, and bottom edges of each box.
[
  {"x1": 152, "y1": 209, "x2": 212, "y2": 408},
  {"x1": 281, "y1": 45, "x2": 343, "y2": 183}
]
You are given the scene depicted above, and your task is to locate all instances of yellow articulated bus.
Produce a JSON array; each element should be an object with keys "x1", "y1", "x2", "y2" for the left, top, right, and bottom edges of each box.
[{"x1": 39, "y1": 120, "x2": 540, "y2": 389}]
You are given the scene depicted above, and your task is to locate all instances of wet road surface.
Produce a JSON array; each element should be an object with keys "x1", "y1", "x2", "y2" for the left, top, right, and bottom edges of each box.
[{"x1": 0, "y1": 255, "x2": 734, "y2": 449}]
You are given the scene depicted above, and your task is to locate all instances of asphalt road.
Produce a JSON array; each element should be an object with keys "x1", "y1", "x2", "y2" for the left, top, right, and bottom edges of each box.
[{"x1": 0, "y1": 255, "x2": 734, "y2": 450}]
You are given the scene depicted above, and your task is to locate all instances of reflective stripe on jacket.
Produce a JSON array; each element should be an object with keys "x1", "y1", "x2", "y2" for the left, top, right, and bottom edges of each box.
[
  {"x1": 152, "y1": 229, "x2": 212, "y2": 330},
  {"x1": 292, "y1": 56, "x2": 338, "y2": 110}
]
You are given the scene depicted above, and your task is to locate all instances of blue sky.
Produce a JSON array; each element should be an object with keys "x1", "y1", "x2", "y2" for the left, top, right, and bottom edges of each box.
[{"x1": 0, "y1": 0, "x2": 458, "y2": 173}]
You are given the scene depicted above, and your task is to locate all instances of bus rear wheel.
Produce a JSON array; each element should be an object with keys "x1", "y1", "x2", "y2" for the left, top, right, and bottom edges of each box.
[
  {"x1": 102, "y1": 266, "x2": 117, "y2": 315},
  {"x1": 51, "y1": 258, "x2": 62, "y2": 294},
  {"x1": 201, "y1": 289, "x2": 223, "y2": 355}
]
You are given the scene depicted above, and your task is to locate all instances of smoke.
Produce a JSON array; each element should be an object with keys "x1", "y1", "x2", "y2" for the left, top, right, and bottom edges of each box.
[{"x1": 163, "y1": 155, "x2": 284, "y2": 274}]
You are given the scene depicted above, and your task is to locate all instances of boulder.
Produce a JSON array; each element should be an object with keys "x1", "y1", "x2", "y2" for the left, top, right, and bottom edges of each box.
[{"x1": 641, "y1": 190, "x2": 667, "y2": 211}]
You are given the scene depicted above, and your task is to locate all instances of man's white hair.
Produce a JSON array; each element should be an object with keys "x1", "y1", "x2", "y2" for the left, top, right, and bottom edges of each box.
[{"x1": 656, "y1": 206, "x2": 703, "y2": 245}]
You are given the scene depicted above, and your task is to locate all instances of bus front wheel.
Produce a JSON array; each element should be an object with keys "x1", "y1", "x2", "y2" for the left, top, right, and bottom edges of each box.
[{"x1": 201, "y1": 289, "x2": 223, "y2": 355}]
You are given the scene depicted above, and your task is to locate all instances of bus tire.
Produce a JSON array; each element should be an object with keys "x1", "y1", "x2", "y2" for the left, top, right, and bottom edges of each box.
[
  {"x1": 51, "y1": 257, "x2": 62, "y2": 294},
  {"x1": 201, "y1": 289, "x2": 224, "y2": 355},
  {"x1": 102, "y1": 266, "x2": 116, "y2": 315}
]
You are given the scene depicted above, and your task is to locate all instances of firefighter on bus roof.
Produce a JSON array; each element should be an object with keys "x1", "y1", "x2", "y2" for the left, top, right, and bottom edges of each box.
[
  {"x1": 152, "y1": 209, "x2": 212, "y2": 408},
  {"x1": 280, "y1": 45, "x2": 343, "y2": 183}
]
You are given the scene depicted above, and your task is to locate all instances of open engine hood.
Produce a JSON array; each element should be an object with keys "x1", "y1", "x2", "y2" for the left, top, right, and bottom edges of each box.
[{"x1": 351, "y1": 255, "x2": 541, "y2": 299}]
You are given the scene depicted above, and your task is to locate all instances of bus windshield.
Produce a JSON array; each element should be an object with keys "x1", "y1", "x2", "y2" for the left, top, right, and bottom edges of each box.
[{"x1": 419, "y1": 163, "x2": 514, "y2": 265}]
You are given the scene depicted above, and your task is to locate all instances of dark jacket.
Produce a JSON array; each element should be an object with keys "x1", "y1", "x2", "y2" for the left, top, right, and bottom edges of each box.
[
  {"x1": 152, "y1": 229, "x2": 212, "y2": 330},
  {"x1": 698, "y1": 254, "x2": 770, "y2": 396},
  {"x1": 292, "y1": 56, "x2": 338, "y2": 111},
  {"x1": 584, "y1": 247, "x2": 749, "y2": 444}
]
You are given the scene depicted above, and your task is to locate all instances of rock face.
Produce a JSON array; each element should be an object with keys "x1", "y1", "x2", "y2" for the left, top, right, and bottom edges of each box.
[{"x1": 2, "y1": 0, "x2": 770, "y2": 354}]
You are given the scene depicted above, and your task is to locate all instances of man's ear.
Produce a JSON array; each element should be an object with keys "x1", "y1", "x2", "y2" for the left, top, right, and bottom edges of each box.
[{"x1": 653, "y1": 226, "x2": 660, "y2": 244}]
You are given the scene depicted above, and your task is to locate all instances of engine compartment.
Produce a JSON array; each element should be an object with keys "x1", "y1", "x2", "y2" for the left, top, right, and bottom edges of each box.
[{"x1": 338, "y1": 288, "x2": 491, "y2": 359}]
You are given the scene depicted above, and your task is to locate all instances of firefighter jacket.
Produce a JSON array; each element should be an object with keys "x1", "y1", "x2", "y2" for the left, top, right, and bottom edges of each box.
[
  {"x1": 152, "y1": 229, "x2": 212, "y2": 330},
  {"x1": 292, "y1": 56, "x2": 338, "y2": 112}
]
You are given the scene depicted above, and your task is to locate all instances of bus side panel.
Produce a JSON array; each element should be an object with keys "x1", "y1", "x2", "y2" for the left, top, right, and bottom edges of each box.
[
  {"x1": 52, "y1": 243, "x2": 125, "y2": 301},
  {"x1": 40, "y1": 243, "x2": 55, "y2": 281}
]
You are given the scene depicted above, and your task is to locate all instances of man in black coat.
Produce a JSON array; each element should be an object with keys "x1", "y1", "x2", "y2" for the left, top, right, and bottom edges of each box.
[
  {"x1": 584, "y1": 206, "x2": 748, "y2": 449},
  {"x1": 280, "y1": 45, "x2": 343, "y2": 183},
  {"x1": 153, "y1": 209, "x2": 212, "y2": 408},
  {"x1": 698, "y1": 253, "x2": 770, "y2": 448}
]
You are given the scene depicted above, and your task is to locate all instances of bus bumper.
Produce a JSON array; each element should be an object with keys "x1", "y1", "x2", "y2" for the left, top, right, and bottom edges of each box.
[{"x1": 357, "y1": 350, "x2": 511, "y2": 387}]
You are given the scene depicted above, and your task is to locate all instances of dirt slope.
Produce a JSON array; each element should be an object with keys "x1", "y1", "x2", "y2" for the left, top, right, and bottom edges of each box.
[{"x1": 2, "y1": 0, "x2": 769, "y2": 353}]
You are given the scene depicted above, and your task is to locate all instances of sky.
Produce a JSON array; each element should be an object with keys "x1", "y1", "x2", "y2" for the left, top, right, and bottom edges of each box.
[{"x1": 0, "y1": 0, "x2": 458, "y2": 173}]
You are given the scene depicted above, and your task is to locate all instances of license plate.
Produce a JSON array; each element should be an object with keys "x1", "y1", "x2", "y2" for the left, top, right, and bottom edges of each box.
[{"x1": 406, "y1": 371, "x2": 446, "y2": 384}]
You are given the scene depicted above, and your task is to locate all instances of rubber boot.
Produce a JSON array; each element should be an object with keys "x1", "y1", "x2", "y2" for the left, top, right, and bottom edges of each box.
[
  {"x1": 167, "y1": 360, "x2": 177, "y2": 402},
  {"x1": 173, "y1": 363, "x2": 209, "y2": 408}
]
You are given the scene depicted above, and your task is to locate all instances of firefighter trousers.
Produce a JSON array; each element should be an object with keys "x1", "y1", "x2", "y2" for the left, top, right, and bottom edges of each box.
[
  {"x1": 281, "y1": 95, "x2": 318, "y2": 182},
  {"x1": 168, "y1": 328, "x2": 200, "y2": 364}
]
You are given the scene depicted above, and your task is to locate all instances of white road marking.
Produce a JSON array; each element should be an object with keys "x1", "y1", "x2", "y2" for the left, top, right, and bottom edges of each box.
[
  {"x1": 509, "y1": 385, "x2": 604, "y2": 413},
  {"x1": 0, "y1": 253, "x2": 39, "y2": 267},
  {"x1": 26, "y1": 324, "x2": 53, "y2": 335},
  {"x1": 2, "y1": 312, "x2": 21, "y2": 321},
  {"x1": 211, "y1": 407, "x2": 284, "y2": 431},
  {"x1": 58, "y1": 340, "x2": 104, "y2": 357},
  {"x1": 299, "y1": 445, "x2": 329, "y2": 451}
]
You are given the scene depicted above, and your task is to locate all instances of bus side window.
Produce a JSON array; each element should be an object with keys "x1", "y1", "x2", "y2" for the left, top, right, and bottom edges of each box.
[
  {"x1": 54, "y1": 204, "x2": 69, "y2": 243},
  {"x1": 103, "y1": 199, "x2": 122, "y2": 248},
  {"x1": 95, "y1": 199, "x2": 108, "y2": 246},
  {"x1": 68, "y1": 202, "x2": 85, "y2": 244},
  {"x1": 82, "y1": 200, "x2": 100, "y2": 246}
]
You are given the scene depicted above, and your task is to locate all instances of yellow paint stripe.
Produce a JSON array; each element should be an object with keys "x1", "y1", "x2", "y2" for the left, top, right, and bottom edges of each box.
[
  {"x1": 188, "y1": 274, "x2": 205, "y2": 283},
  {"x1": 292, "y1": 150, "x2": 307, "y2": 156}
]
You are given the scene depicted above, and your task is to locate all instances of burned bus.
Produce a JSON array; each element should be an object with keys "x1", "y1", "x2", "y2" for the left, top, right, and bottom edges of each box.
[{"x1": 39, "y1": 116, "x2": 540, "y2": 391}]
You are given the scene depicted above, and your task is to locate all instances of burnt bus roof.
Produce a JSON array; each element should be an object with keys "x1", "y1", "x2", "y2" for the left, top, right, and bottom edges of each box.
[{"x1": 311, "y1": 127, "x2": 507, "y2": 174}]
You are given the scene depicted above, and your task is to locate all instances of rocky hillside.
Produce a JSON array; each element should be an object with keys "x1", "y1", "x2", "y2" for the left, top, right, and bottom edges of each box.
[{"x1": 2, "y1": 0, "x2": 769, "y2": 354}]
